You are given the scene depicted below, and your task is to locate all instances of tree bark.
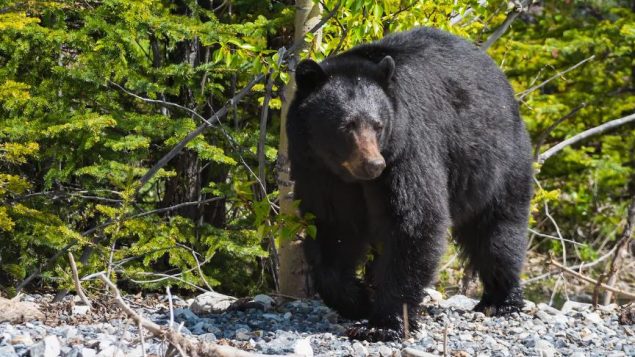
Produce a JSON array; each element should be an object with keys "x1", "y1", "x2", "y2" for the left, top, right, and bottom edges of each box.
[{"x1": 276, "y1": 0, "x2": 322, "y2": 297}]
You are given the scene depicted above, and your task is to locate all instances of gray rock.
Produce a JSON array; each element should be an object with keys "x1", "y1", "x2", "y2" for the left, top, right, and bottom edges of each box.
[
  {"x1": 534, "y1": 339, "x2": 556, "y2": 357},
  {"x1": 522, "y1": 300, "x2": 537, "y2": 312},
  {"x1": 29, "y1": 336, "x2": 61, "y2": 357},
  {"x1": 424, "y1": 288, "x2": 443, "y2": 302},
  {"x1": 71, "y1": 305, "x2": 90, "y2": 316},
  {"x1": 584, "y1": 312, "x2": 603, "y2": 325},
  {"x1": 293, "y1": 338, "x2": 313, "y2": 357},
  {"x1": 95, "y1": 346, "x2": 124, "y2": 357},
  {"x1": 190, "y1": 292, "x2": 237, "y2": 314},
  {"x1": 173, "y1": 308, "x2": 198, "y2": 322},
  {"x1": 401, "y1": 347, "x2": 437, "y2": 357},
  {"x1": 235, "y1": 328, "x2": 251, "y2": 341},
  {"x1": 198, "y1": 333, "x2": 217, "y2": 343},
  {"x1": 439, "y1": 295, "x2": 477, "y2": 310},
  {"x1": 0, "y1": 345, "x2": 17, "y2": 357},
  {"x1": 537, "y1": 303, "x2": 561, "y2": 315},
  {"x1": 378, "y1": 345, "x2": 393, "y2": 357},
  {"x1": 352, "y1": 342, "x2": 368, "y2": 357},
  {"x1": 63, "y1": 347, "x2": 81, "y2": 357},
  {"x1": 560, "y1": 300, "x2": 592, "y2": 314},
  {"x1": 253, "y1": 295, "x2": 275, "y2": 310},
  {"x1": 9, "y1": 335, "x2": 33, "y2": 346}
]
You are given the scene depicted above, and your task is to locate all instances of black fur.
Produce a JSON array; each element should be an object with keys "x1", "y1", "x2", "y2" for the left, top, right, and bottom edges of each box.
[{"x1": 287, "y1": 27, "x2": 533, "y2": 340}]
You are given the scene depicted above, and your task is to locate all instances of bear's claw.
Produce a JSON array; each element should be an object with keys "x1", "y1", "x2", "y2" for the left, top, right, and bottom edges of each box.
[{"x1": 346, "y1": 324, "x2": 401, "y2": 342}]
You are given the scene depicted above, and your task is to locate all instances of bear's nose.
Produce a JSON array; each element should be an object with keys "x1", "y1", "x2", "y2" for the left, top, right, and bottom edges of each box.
[{"x1": 364, "y1": 158, "x2": 386, "y2": 179}]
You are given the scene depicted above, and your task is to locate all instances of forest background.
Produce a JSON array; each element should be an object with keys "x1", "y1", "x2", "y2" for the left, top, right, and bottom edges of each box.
[{"x1": 0, "y1": 0, "x2": 633, "y2": 306}]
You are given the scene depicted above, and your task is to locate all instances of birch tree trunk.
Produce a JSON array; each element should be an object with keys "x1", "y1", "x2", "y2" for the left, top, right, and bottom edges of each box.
[{"x1": 277, "y1": 0, "x2": 322, "y2": 297}]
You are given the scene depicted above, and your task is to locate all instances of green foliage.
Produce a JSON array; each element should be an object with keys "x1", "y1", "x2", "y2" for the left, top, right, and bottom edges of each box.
[{"x1": 1, "y1": 0, "x2": 633, "y2": 297}]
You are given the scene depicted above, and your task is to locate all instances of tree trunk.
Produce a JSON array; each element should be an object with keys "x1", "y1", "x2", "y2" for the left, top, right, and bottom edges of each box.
[{"x1": 276, "y1": 0, "x2": 322, "y2": 297}]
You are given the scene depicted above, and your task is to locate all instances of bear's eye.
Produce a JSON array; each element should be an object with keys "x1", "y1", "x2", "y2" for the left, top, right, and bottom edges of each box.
[
  {"x1": 345, "y1": 121, "x2": 357, "y2": 131},
  {"x1": 373, "y1": 122, "x2": 384, "y2": 130}
]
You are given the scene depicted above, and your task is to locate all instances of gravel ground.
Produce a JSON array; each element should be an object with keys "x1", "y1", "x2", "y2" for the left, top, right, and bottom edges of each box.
[{"x1": 0, "y1": 291, "x2": 634, "y2": 357}]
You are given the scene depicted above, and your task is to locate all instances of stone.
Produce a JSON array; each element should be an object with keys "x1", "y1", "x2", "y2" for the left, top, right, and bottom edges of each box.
[
  {"x1": 378, "y1": 345, "x2": 393, "y2": 357},
  {"x1": 537, "y1": 303, "x2": 560, "y2": 315},
  {"x1": 560, "y1": 300, "x2": 592, "y2": 314},
  {"x1": 71, "y1": 305, "x2": 90, "y2": 316},
  {"x1": 293, "y1": 338, "x2": 313, "y2": 357},
  {"x1": 96, "y1": 346, "x2": 124, "y2": 357},
  {"x1": 584, "y1": 312, "x2": 604, "y2": 325},
  {"x1": 9, "y1": 335, "x2": 33, "y2": 346},
  {"x1": 522, "y1": 300, "x2": 537, "y2": 312},
  {"x1": 190, "y1": 292, "x2": 237, "y2": 314},
  {"x1": 235, "y1": 328, "x2": 251, "y2": 341},
  {"x1": 352, "y1": 342, "x2": 368, "y2": 357},
  {"x1": 173, "y1": 308, "x2": 198, "y2": 322},
  {"x1": 0, "y1": 297, "x2": 44, "y2": 323},
  {"x1": 439, "y1": 295, "x2": 477, "y2": 310},
  {"x1": 0, "y1": 345, "x2": 17, "y2": 357},
  {"x1": 29, "y1": 336, "x2": 61, "y2": 357},
  {"x1": 424, "y1": 288, "x2": 443, "y2": 302},
  {"x1": 534, "y1": 339, "x2": 556, "y2": 357},
  {"x1": 401, "y1": 347, "x2": 437, "y2": 357},
  {"x1": 253, "y1": 295, "x2": 275, "y2": 310}
]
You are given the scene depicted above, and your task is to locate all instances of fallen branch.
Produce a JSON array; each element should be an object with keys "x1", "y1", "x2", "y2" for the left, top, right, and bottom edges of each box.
[
  {"x1": 550, "y1": 260, "x2": 635, "y2": 300},
  {"x1": 67, "y1": 252, "x2": 91, "y2": 307},
  {"x1": 94, "y1": 272, "x2": 291, "y2": 357},
  {"x1": 522, "y1": 246, "x2": 616, "y2": 285},
  {"x1": 602, "y1": 188, "x2": 635, "y2": 304},
  {"x1": 538, "y1": 112, "x2": 635, "y2": 164}
]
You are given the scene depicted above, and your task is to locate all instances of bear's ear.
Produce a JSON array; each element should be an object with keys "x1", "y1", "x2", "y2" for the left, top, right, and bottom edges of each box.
[
  {"x1": 295, "y1": 59, "x2": 327, "y2": 92},
  {"x1": 378, "y1": 56, "x2": 395, "y2": 82}
]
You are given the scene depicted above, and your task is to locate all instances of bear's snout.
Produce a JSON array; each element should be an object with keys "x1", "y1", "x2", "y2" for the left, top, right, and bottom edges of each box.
[{"x1": 364, "y1": 158, "x2": 386, "y2": 179}]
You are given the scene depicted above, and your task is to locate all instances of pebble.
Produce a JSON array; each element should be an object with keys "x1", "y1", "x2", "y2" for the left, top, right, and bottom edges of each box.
[
  {"x1": 534, "y1": 339, "x2": 556, "y2": 357},
  {"x1": 29, "y1": 336, "x2": 61, "y2": 357},
  {"x1": 439, "y1": 295, "x2": 478, "y2": 310},
  {"x1": 0, "y1": 294, "x2": 632, "y2": 356}
]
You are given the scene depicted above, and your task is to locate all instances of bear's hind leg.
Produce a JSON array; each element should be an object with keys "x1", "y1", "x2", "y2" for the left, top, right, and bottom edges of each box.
[{"x1": 455, "y1": 202, "x2": 529, "y2": 315}]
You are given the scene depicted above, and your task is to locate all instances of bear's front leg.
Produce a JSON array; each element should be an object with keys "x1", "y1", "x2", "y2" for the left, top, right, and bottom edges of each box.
[{"x1": 348, "y1": 169, "x2": 450, "y2": 341}]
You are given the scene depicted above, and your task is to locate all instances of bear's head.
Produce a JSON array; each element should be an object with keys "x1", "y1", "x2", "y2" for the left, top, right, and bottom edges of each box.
[{"x1": 289, "y1": 55, "x2": 395, "y2": 182}]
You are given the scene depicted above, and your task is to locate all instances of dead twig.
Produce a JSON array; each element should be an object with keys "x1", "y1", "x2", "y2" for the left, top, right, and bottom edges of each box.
[
  {"x1": 480, "y1": 0, "x2": 530, "y2": 50},
  {"x1": 550, "y1": 260, "x2": 635, "y2": 300},
  {"x1": 94, "y1": 272, "x2": 290, "y2": 357},
  {"x1": 67, "y1": 252, "x2": 91, "y2": 307},
  {"x1": 602, "y1": 188, "x2": 635, "y2": 304},
  {"x1": 517, "y1": 55, "x2": 595, "y2": 100}
]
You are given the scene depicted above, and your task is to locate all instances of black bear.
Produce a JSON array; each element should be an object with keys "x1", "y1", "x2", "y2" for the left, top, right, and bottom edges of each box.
[{"x1": 286, "y1": 27, "x2": 533, "y2": 341}]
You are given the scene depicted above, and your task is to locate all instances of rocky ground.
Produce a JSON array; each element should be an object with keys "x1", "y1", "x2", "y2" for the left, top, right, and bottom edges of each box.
[{"x1": 0, "y1": 290, "x2": 634, "y2": 357}]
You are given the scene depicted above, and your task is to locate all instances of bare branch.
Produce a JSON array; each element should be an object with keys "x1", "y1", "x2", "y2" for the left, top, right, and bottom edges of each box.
[
  {"x1": 602, "y1": 190, "x2": 635, "y2": 304},
  {"x1": 517, "y1": 55, "x2": 595, "y2": 100},
  {"x1": 480, "y1": 0, "x2": 530, "y2": 50},
  {"x1": 522, "y1": 246, "x2": 617, "y2": 285},
  {"x1": 538, "y1": 112, "x2": 635, "y2": 164},
  {"x1": 67, "y1": 252, "x2": 92, "y2": 307},
  {"x1": 533, "y1": 103, "x2": 587, "y2": 159},
  {"x1": 94, "y1": 273, "x2": 292, "y2": 356},
  {"x1": 528, "y1": 228, "x2": 585, "y2": 246},
  {"x1": 551, "y1": 260, "x2": 635, "y2": 300}
]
